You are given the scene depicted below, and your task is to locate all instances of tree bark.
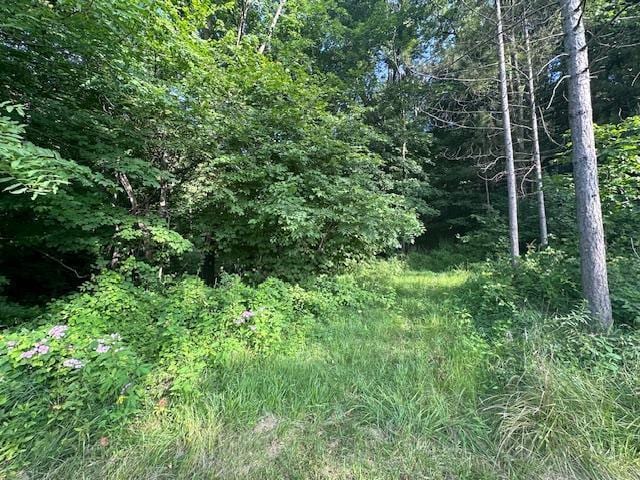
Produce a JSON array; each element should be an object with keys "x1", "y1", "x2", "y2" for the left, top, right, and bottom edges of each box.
[
  {"x1": 495, "y1": 0, "x2": 520, "y2": 265},
  {"x1": 560, "y1": 0, "x2": 613, "y2": 329},
  {"x1": 158, "y1": 151, "x2": 170, "y2": 220},
  {"x1": 116, "y1": 172, "x2": 152, "y2": 261},
  {"x1": 236, "y1": 0, "x2": 252, "y2": 46},
  {"x1": 116, "y1": 172, "x2": 139, "y2": 214},
  {"x1": 524, "y1": 20, "x2": 549, "y2": 248},
  {"x1": 258, "y1": 0, "x2": 287, "y2": 54}
]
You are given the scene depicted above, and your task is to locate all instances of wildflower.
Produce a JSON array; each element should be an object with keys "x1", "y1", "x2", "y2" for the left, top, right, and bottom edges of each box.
[
  {"x1": 248, "y1": 325, "x2": 257, "y2": 332},
  {"x1": 48, "y1": 325, "x2": 68, "y2": 339},
  {"x1": 6, "y1": 341, "x2": 17, "y2": 349},
  {"x1": 96, "y1": 343, "x2": 110, "y2": 353},
  {"x1": 235, "y1": 309, "x2": 255, "y2": 325},
  {"x1": 63, "y1": 358, "x2": 84, "y2": 369},
  {"x1": 110, "y1": 333, "x2": 122, "y2": 341},
  {"x1": 99, "y1": 437, "x2": 109, "y2": 447},
  {"x1": 35, "y1": 343, "x2": 50, "y2": 354},
  {"x1": 20, "y1": 349, "x2": 36, "y2": 359}
]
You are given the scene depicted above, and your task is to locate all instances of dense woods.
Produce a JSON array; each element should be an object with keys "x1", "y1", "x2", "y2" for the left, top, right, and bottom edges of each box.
[{"x1": 1, "y1": 0, "x2": 639, "y2": 478}]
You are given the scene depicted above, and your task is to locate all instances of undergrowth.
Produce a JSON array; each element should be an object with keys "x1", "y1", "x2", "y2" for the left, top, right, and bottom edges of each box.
[{"x1": 2, "y1": 251, "x2": 640, "y2": 478}]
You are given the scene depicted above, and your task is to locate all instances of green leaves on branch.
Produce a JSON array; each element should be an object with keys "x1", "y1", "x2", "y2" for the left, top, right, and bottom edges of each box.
[{"x1": 0, "y1": 103, "x2": 89, "y2": 199}]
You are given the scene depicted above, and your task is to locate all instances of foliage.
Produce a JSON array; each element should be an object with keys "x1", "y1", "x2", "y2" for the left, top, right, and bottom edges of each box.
[
  {"x1": 0, "y1": 102, "x2": 89, "y2": 199},
  {"x1": 0, "y1": 323, "x2": 146, "y2": 464},
  {"x1": 609, "y1": 257, "x2": 640, "y2": 327},
  {"x1": 0, "y1": 260, "x2": 391, "y2": 469},
  {"x1": 0, "y1": 0, "x2": 424, "y2": 292},
  {"x1": 9, "y1": 256, "x2": 640, "y2": 479},
  {"x1": 595, "y1": 116, "x2": 640, "y2": 252}
]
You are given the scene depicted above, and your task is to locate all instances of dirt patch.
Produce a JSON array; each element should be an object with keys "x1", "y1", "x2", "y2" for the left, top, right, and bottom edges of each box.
[{"x1": 253, "y1": 413, "x2": 280, "y2": 434}]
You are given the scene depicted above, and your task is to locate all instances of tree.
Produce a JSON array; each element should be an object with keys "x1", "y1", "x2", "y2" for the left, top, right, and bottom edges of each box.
[
  {"x1": 495, "y1": 0, "x2": 520, "y2": 265},
  {"x1": 560, "y1": 0, "x2": 613, "y2": 328},
  {"x1": 523, "y1": 16, "x2": 549, "y2": 247}
]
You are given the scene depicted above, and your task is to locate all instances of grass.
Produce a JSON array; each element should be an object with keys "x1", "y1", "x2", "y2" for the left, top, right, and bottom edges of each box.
[{"x1": 11, "y1": 260, "x2": 640, "y2": 479}]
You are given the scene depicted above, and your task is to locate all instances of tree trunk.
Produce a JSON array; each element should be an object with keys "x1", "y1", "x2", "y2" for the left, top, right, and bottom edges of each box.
[
  {"x1": 258, "y1": 0, "x2": 287, "y2": 54},
  {"x1": 495, "y1": 0, "x2": 520, "y2": 265},
  {"x1": 560, "y1": 0, "x2": 613, "y2": 329},
  {"x1": 524, "y1": 20, "x2": 549, "y2": 248},
  {"x1": 236, "y1": 0, "x2": 252, "y2": 46},
  {"x1": 158, "y1": 151, "x2": 170, "y2": 220},
  {"x1": 509, "y1": 44, "x2": 526, "y2": 160},
  {"x1": 116, "y1": 172, "x2": 152, "y2": 261}
]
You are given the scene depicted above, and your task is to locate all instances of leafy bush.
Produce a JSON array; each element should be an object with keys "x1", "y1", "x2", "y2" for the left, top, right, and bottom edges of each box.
[
  {"x1": 0, "y1": 324, "x2": 147, "y2": 464},
  {"x1": 459, "y1": 248, "x2": 583, "y2": 336},
  {"x1": 2, "y1": 263, "x2": 391, "y2": 467},
  {"x1": 609, "y1": 257, "x2": 640, "y2": 326}
]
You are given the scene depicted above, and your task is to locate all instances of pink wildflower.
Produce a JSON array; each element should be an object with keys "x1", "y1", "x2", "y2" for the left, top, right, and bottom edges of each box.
[
  {"x1": 35, "y1": 344, "x2": 50, "y2": 354},
  {"x1": 96, "y1": 343, "x2": 110, "y2": 353},
  {"x1": 20, "y1": 349, "x2": 36, "y2": 359},
  {"x1": 48, "y1": 325, "x2": 68, "y2": 339}
]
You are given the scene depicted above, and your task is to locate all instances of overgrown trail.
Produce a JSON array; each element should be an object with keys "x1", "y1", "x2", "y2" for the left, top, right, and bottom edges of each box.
[{"x1": 47, "y1": 267, "x2": 500, "y2": 479}]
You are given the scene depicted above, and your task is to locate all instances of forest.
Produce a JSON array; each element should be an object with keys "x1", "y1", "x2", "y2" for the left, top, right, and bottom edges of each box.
[{"x1": 1, "y1": 0, "x2": 639, "y2": 478}]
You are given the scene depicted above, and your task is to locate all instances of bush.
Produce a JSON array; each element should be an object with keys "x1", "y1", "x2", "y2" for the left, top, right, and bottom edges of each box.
[
  {"x1": 459, "y1": 249, "x2": 583, "y2": 337},
  {"x1": 2, "y1": 263, "x2": 387, "y2": 468},
  {"x1": 485, "y1": 308, "x2": 640, "y2": 478},
  {"x1": 609, "y1": 257, "x2": 640, "y2": 326},
  {"x1": 0, "y1": 324, "x2": 147, "y2": 465}
]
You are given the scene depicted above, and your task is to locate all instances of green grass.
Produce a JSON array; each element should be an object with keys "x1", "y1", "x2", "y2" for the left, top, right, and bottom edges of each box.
[{"x1": 12, "y1": 263, "x2": 640, "y2": 479}]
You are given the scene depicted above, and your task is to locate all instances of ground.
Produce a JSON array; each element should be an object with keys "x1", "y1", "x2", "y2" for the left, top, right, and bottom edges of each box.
[
  {"x1": 33, "y1": 267, "x2": 510, "y2": 479},
  {"x1": 24, "y1": 264, "x2": 639, "y2": 479}
]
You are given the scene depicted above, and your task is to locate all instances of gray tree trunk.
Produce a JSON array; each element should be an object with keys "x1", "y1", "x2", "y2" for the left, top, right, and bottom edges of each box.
[
  {"x1": 236, "y1": 0, "x2": 252, "y2": 46},
  {"x1": 496, "y1": 0, "x2": 520, "y2": 265},
  {"x1": 560, "y1": 0, "x2": 613, "y2": 329},
  {"x1": 524, "y1": 21, "x2": 548, "y2": 248},
  {"x1": 258, "y1": 0, "x2": 287, "y2": 54}
]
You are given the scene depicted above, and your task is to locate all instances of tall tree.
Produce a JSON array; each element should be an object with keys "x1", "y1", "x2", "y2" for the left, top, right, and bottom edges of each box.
[
  {"x1": 523, "y1": 16, "x2": 549, "y2": 247},
  {"x1": 560, "y1": 0, "x2": 613, "y2": 328},
  {"x1": 258, "y1": 0, "x2": 287, "y2": 54},
  {"x1": 496, "y1": 0, "x2": 520, "y2": 265}
]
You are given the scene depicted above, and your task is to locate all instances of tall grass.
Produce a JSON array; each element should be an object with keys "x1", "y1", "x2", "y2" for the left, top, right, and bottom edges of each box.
[{"x1": 9, "y1": 255, "x2": 640, "y2": 479}]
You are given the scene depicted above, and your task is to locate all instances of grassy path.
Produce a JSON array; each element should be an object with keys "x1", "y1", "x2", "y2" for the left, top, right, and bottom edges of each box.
[{"x1": 44, "y1": 268, "x2": 503, "y2": 479}]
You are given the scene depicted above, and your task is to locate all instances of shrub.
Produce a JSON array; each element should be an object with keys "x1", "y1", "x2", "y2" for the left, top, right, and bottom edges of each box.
[
  {"x1": 0, "y1": 324, "x2": 147, "y2": 465},
  {"x1": 1, "y1": 266, "x2": 361, "y2": 466},
  {"x1": 609, "y1": 257, "x2": 640, "y2": 326},
  {"x1": 460, "y1": 249, "x2": 582, "y2": 337}
]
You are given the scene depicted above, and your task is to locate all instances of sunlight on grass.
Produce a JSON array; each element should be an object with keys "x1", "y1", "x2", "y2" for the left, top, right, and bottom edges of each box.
[
  {"x1": 33, "y1": 266, "x2": 499, "y2": 479},
  {"x1": 19, "y1": 263, "x2": 640, "y2": 480}
]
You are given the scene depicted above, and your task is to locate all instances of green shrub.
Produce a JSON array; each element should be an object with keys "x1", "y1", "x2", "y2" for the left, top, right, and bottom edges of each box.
[
  {"x1": 0, "y1": 324, "x2": 147, "y2": 465},
  {"x1": 154, "y1": 275, "x2": 315, "y2": 396},
  {"x1": 1, "y1": 266, "x2": 363, "y2": 467},
  {"x1": 459, "y1": 249, "x2": 582, "y2": 337},
  {"x1": 609, "y1": 257, "x2": 640, "y2": 326},
  {"x1": 513, "y1": 248, "x2": 581, "y2": 310}
]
